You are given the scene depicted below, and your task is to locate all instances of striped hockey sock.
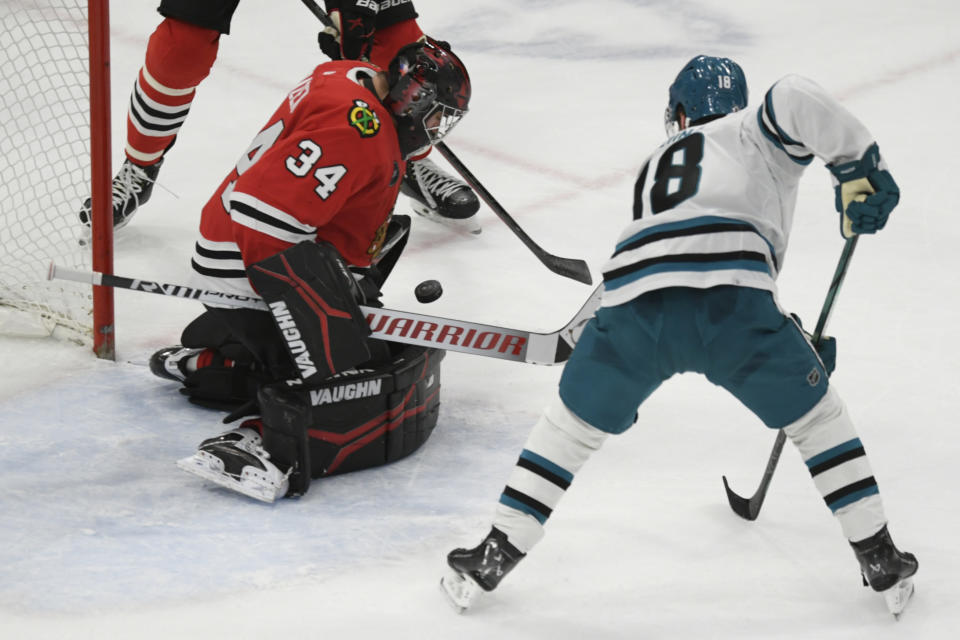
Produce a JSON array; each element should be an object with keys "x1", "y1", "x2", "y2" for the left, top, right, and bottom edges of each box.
[
  {"x1": 783, "y1": 386, "x2": 887, "y2": 541},
  {"x1": 125, "y1": 18, "x2": 220, "y2": 165},
  {"x1": 493, "y1": 397, "x2": 609, "y2": 553}
]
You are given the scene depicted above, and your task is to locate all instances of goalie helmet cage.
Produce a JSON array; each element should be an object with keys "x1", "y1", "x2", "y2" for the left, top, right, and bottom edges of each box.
[{"x1": 0, "y1": 0, "x2": 115, "y2": 359}]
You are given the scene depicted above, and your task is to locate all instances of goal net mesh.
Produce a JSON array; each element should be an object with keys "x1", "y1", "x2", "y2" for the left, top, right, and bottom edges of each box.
[{"x1": 0, "y1": 0, "x2": 92, "y2": 343}]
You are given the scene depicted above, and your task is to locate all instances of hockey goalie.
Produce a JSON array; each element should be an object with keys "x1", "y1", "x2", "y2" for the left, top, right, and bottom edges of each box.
[{"x1": 148, "y1": 39, "x2": 470, "y2": 502}]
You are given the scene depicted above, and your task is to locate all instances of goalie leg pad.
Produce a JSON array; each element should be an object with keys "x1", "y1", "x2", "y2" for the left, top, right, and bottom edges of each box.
[
  {"x1": 256, "y1": 387, "x2": 315, "y2": 497},
  {"x1": 248, "y1": 242, "x2": 372, "y2": 384},
  {"x1": 258, "y1": 344, "x2": 444, "y2": 488}
]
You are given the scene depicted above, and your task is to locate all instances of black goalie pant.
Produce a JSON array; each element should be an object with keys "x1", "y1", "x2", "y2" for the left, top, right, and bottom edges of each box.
[{"x1": 176, "y1": 305, "x2": 393, "y2": 411}]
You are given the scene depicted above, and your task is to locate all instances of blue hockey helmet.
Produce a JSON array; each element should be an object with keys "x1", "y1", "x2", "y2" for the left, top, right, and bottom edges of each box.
[{"x1": 664, "y1": 55, "x2": 747, "y2": 135}]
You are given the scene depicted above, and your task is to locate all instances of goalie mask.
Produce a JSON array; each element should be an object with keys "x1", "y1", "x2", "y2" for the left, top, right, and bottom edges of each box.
[
  {"x1": 384, "y1": 37, "x2": 471, "y2": 158},
  {"x1": 665, "y1": 55, "x2": 747, "y2": 135}
]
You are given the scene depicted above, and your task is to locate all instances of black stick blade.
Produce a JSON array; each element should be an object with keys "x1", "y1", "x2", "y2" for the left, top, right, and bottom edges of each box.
[
  {"x1": 722, "y1": 475, "x2": 761, "y2": 521},
  {"x1": 546, "y1": 257, "x2": 593, "y2": 285}
]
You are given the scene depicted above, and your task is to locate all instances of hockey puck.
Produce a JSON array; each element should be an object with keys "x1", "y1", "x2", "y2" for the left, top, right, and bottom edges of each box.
[{"x1": 415, "y1": 279, "x2": 443, "y2": 303}]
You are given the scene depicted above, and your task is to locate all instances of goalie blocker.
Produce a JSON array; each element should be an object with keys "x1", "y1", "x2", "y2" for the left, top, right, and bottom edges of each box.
[{"x1": 259, "y1": 342, "x2": 445, "y2": 496}]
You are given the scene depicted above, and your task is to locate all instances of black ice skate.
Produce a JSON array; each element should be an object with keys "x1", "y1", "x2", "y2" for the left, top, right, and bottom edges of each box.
[
  {"x1": 149, "y1": 345, "x2": 246, "y2": 384},
  {"x1": 440, "y1": 527, "x2": 525, "y2": 613},
  {"x1": 401, "y1": 157, "x2": 481, "y2": 234},
  {"x1": 851, "y1": 525, "x2": 918, "y2": 618},
  {"x1": 176, "y1": 426, "x2": 290, "y2": 503},
  {"x1": 79, "y1": 158, "x2": 163, "y2": 230},
  {"x1": 149, "y1": 345, "x2": 205, "y2": 382}
]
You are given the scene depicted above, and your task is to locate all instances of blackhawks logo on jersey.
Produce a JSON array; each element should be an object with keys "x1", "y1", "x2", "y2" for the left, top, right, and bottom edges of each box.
[
  {"x1": 348, "y1": 99, "x2": 380, "y2": 138},
  {"x1": 367, "y1": 217, "x2": 390, "y2": 257}
]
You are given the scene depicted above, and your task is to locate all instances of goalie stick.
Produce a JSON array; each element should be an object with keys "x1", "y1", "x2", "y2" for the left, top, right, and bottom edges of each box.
[
  {"x1": 721, "y1": 236, "x2": 859, "y2": 520},
  {"x1": 296, "y1": 0, "x2": 593, "y2": 286},
  {"x1": 49, "y1": 263, "x2": 601, "y2": 366}
]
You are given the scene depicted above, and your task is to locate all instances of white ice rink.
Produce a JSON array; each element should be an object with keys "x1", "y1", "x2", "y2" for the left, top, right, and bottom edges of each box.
[{"x1": 1, "y1": 1, "x2": 958, "y2": 638}]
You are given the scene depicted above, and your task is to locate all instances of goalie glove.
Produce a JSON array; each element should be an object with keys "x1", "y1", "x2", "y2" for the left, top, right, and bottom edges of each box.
[
  {"x1": 827, "y1": 143, "x2": 900, "y2": 238},
  {"x1": 318, "y1": 2, "x2": 379, "y2": 62}
]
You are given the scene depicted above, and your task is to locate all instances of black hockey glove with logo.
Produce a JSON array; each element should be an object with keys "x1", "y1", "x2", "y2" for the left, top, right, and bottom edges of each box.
[{"x1": 318, "y1": 2, "x2": 378, "y2": 61}]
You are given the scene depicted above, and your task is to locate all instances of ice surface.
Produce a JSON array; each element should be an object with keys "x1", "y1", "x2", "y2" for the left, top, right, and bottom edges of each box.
[{"x1": 2, "y1": 1, "x2": 958, "y2": 638}]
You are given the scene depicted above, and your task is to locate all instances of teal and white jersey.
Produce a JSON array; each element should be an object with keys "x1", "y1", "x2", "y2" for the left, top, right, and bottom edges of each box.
[{"x1": 601, "y1": 74, "x2": 877, "y2": 308}]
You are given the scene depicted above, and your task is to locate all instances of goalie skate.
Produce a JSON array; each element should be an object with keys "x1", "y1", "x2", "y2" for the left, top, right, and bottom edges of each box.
[
  {"x1": 176, "y1": 427, "x2": 289, "y2": 503},
  {"x1": 149, "y1": 345, "x2": 203, "y2": 382}
]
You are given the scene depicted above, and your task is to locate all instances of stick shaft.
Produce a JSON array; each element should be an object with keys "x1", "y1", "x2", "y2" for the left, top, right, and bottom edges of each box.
[
  {"x1": 435, "y1": 142, "x2": 593, "y2": 285},
  {"x1": 722, "y1": 236, "x2": 859, "y2": 520},
  {"x1": 296, "y1": 0, "x2": 592, "y2": 285},
  {"x1": 49, "y1": 264, "x2": 600, "y2": 365}
]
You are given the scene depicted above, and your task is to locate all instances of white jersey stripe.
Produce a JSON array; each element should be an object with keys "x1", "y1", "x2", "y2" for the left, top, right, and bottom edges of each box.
[
  {"x1": 229, "y1": 190, "x2": 318, "y2": 245},
  {"x1": 141, "y1": 64, "x2": 198, "y2": 97},
  {"x1": 189, "y1": 239, "x2": 259, "y2": 306}
]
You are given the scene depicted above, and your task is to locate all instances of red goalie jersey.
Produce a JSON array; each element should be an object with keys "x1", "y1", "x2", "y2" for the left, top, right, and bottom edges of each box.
[{"x1": 190, "y1": 60, "x2": 406, "y2": 301}]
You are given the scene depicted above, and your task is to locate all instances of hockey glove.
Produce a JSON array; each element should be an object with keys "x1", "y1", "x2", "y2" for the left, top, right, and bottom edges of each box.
[
  {"x1": 791, "y1": 313, "x2": 837, "y2": 375},
  {"x1": 827, "y1": 142, "x2": 900, "y2": 238},
  {"x1": 318, "y1": 3, "x2": 378, "y2": 62},
  {"x1": 248, "y1": 241, "x2": 372, "y2": 384}
]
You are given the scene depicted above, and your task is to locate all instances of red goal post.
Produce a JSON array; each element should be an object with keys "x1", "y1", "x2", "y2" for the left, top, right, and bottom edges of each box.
[
  {"x1": 89, "y1": 0, "x2": 114, "y2": 359},
  {"x1": 0, "y1": 0, "x2": 115, "y2": 359}
]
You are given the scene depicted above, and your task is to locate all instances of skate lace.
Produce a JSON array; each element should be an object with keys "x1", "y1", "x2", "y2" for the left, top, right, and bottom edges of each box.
[
  {"x1": 413, "y1": 159, "x2": 465, "y2": 206},
  {"x1": 112, "y1": 162, "x2": 153, "y2": 206}
]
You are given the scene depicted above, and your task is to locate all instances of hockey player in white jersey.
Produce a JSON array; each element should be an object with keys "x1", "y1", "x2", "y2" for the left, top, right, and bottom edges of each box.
[{"x1": 441, "y1": 55, "x2": 916, "y2": 617}]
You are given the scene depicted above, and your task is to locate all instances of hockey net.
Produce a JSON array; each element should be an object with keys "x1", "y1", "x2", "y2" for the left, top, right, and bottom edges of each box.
[{"x1": 0, "y1": 0, "x2": 108, "y2": 348}]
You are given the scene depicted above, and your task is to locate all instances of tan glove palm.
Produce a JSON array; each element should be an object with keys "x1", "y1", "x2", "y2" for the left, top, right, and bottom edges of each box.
[{"x1": 828, "y1": 143, "x2": 899, "y2": 239}]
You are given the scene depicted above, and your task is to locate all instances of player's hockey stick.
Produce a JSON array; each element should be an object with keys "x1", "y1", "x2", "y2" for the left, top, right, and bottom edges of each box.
[
  {"x1": 295, "y1": 0, "x2": 593, "y2": 286},
  {"x1": 434, "y1": 142, "x2": 593, "y2": 285},
  {"x1": 299, "y1": 0, "x2": 336, "y2": 29},
  {"x1": 721, "y1": 235, "x2": 859, "y2": 520},
  {"x1": 49, "y1": 263, "x2": 600, "y2": 366}
]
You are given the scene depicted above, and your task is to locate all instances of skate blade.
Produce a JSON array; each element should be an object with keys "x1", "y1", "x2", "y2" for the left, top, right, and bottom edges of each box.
[
  {"x1": 411, "y1": 203, "x2": 482, "y2": 235},
  {"x1": 883, "y1": 577, "x2": 915, "y2": 619},
  {"x1": 440, "y1": 569, "x2": 484, "y2": 613},
  {"x1": 176, "y1": 452, "x2": 281, "y2": 504}
]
